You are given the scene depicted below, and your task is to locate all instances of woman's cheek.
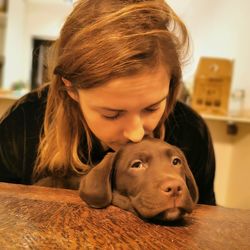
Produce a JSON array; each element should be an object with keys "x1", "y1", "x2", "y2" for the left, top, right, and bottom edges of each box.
[{"x1": 86, "y1": 114, "x2": 120, "y2": 136}]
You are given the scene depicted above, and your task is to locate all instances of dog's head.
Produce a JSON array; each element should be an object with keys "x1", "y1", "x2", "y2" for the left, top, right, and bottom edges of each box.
[{"x1": 79, "y1": 138, "x2": 199, "y2": 221}]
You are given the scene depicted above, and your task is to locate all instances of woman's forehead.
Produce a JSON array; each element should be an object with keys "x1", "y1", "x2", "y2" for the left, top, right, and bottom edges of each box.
[
  {"x1": 78, "y1": 66, "x2": 170, "y2": 109},
  {"x1": 82, "y1": 65, "x2": 170, "y2": 91}
]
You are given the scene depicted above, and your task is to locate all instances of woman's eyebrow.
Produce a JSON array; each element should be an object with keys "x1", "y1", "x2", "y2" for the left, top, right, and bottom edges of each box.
[{"x1": 95, "y1": 95, "x2": 167, "y2": 112}]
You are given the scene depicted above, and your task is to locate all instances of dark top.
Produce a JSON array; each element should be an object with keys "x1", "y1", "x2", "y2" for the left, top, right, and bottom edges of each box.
[{"x1": 0, "y1": 86, "x2": 216, "y2": 205}]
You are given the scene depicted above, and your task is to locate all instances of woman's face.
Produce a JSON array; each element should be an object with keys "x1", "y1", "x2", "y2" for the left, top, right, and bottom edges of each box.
[{"x1": 77, "y1": 66, "x2": 170, "y2": 151}]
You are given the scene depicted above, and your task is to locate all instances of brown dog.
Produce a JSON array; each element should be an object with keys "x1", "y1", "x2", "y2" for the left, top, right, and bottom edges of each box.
[
  {"x1": 79, "y1": 138, "x2": 199, "y2": 221},
  {"x1": 35, "y1": 138, "x2": 198, "y2": 221}
]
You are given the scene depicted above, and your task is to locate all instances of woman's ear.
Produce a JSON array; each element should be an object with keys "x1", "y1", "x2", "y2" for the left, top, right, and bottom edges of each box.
[{"x1": 61, "y1": 77, "x2": 79, "y2": 102}]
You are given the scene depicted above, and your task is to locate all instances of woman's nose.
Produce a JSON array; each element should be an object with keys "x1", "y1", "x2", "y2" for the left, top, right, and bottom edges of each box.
[{"x1": 123, "y1": 116, "x2": 145, "y2": 142}]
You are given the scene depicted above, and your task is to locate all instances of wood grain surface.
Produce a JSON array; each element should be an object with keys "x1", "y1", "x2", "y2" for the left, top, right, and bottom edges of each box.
[{"x1": 0, "y1": 182, "x2": 249, "y2": 250}]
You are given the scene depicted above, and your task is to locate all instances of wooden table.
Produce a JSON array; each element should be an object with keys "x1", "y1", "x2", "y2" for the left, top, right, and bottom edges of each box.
[{"x1": 0, "y1": 183, "x2": 249, "y2": 249}]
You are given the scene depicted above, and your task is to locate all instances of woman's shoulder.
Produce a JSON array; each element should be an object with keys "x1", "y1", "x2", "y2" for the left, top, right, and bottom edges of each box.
[
  {"x1": 167, "y1": 101, "x2": 207, "y2": 130},
  {"x1": 0, "y1": 85, "x2": 49, "y2": 184},
  {"x1": 171, "y1": 101, "x2": 204, "y2": 123},
  {"x1": 12, "y1": 85, "x2": 48, "y2": 112},
  {"x1": 0, "y1": 85, "x2": 49, "y2": 124},
  {"x1": 165, "y1": 101, "x2": 209, "y2": 145}
]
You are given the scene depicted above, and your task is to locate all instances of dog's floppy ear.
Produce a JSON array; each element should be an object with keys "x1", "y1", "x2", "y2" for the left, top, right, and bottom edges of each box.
[
  {"x1": 182, "y1": 157, "x2": 199, "y2": 204},
  {"x1": 79, "y1": 153, "x2": 115, "y2": 208}
]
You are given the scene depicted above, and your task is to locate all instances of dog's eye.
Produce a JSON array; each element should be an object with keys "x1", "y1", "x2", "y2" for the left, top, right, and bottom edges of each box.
[
  {"x1": 172, "y1": 157, "x2": 182, "y2": 166},
  {"x1": 130, "y1": 160, "x2": 144, "y2": 169}
]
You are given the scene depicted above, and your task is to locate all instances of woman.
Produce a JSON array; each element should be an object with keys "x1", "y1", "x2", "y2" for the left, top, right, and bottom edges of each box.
[{"x1": 0, "y1": 0, "x2": 216, "y2": 205}]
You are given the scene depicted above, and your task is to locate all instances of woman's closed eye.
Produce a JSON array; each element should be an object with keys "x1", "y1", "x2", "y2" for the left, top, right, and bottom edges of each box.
[
  {"x1": 102, "y1": 107, "x2": 160, "y2": 120},
  {"x1": 143, "y1": 99, "x2": 166, "y2": 114},
  {"x1": 102, "y1": 106, "x2": 161, "y2": 121},
  {"x1": 144, "y1": 106, "x2": 160, "y2": 113},
  {"x1": 102, "y1": 112, "x2": 122, "y2": 120}
]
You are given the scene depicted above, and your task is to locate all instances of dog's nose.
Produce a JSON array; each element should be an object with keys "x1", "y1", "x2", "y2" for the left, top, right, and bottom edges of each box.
[{"x1": 161, "y1": 181, "x2": 183, "y2": 197}]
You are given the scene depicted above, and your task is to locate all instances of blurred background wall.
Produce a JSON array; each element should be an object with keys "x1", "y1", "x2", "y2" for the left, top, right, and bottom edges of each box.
[{"x1": 168, "y1": 0, "x2": 250, "y2": 209}]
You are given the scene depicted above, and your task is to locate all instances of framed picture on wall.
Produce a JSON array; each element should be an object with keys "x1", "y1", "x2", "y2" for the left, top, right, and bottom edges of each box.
[{"x1": 191, "y1": 57, "x2": 234, "y2": 116}]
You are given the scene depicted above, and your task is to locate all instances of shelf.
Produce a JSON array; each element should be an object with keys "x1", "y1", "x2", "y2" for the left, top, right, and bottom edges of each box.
[
  {"x1": 201, "y1": 113, "x2": 250, "y2": 124},
  {"x1": 0, "y1": 89, "x2": 29, "y2": 100}
]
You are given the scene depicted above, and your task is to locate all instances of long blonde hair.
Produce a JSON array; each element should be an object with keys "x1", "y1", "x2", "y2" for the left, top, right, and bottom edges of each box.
[{"x1": 33, "y1": 0, "x2": 190, "y2": 179}]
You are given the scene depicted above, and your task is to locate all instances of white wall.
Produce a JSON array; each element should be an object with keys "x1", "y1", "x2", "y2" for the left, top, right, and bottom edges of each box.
[
  {"x1": 168, "y1": 0, "x2": 250, "y2": 110},
  {"x1": 2, "y1": 0, "x2": 72, "y2": 89},
  {"x1": 205, "y1": 119, "x2": 250, "y2": 209},
  {"x1": 3, "y1": 0, "x2": 26, "y2": 88},
  {"x1": 22, "y1": 1, "x2": 72, "y2": 85}
]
